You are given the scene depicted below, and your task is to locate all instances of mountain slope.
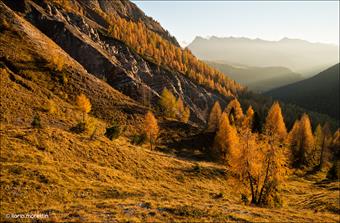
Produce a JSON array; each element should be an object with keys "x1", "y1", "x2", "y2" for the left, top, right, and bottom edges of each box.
[
  {"x1": 188, "y1": 36, "x2": 339, "y2": 76},
  {"x1": 206, "y1": 61, "x2": 303, "y2": 92},
  {"x1": 3, "y1": 0, "x2": 243, "y2": 126},
  {"x1": 0, "y1": 2, "x2": 147, "y2": 133},
  {"x1": 266, "y1": 64, "x2": 340, "y2": 120}
]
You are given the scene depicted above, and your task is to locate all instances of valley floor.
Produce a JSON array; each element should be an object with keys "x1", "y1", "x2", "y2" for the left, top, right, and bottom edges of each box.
[{"x1": 0, "y1": 125, "x2": 339, "y2": 222}]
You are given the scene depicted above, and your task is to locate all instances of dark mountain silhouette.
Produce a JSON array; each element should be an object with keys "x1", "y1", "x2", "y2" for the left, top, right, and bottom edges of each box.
[
  {"x1": 266, "y1": 63, "x2": 340, "y2": 119},
  {"x1": 188, "y1": 36, "x2": 339, "y2": 77}
]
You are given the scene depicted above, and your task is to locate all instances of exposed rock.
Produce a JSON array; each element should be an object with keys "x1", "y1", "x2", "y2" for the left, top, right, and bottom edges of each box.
[{"x1": 4, "y1": 0, "x2": 229, "y2": 126}]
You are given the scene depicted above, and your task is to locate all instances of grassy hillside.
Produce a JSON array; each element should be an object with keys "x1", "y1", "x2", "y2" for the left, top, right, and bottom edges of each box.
[
  {"x1": 206, "y1": 61, "x2": 303, "y2": 92},
  {"x1": 0, "y1": 2, "x2": 148, "y2": 134},
  {"x1": 1, "y1": 125, "x2": 339, "y2": 222},
  {"x1": 266, "y1": 64, "x2": 340, "y2": 120}
]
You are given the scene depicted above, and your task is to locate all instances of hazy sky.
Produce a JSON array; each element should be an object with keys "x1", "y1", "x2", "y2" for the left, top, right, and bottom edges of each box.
[{"x1": 133, "y1": 1, "x2": 339, "y2": 46}]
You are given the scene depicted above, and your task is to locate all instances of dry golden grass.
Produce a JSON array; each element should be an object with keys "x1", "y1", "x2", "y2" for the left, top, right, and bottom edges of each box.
[{"x1": 0, "y1": 125, "x2": 339, "y2": 222}]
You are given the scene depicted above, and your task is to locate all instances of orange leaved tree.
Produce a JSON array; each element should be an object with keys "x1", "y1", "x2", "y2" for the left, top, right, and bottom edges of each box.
[
  {"x1": 224, "y1": 98, "x2": 244, "y2": 126},
  {"x1": 76, "y1": 93, "x2": 91, "y2": 122},
  {"x1": 213, "y1": 112, "x2": 239, "y2": 162},
  {"x1": 263, "y1": 101, "x2": 287, "y2": 141},
  {"x1": 207, "y1": 101, "x2": 222, "y2": 132},
  {"x1": 144, "y1": 111, "x2": 159, "y2": 150}
]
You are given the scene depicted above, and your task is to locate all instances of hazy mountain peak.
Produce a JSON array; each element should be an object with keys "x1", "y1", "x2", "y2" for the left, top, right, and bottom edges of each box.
[{"x1": 188, "y1": 35, "x2": 339, "y2": 75}]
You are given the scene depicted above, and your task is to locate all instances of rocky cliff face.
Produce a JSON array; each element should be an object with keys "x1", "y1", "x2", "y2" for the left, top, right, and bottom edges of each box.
[{"x1": 3, "y1": 0, "x2": 228, "y2": 126}]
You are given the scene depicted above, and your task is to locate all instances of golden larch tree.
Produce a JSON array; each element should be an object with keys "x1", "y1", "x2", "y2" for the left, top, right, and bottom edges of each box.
[
  {"x1": 159, "y1": 88, "x2": 177, "y2": 118},
  {"x1": 242, "y1": 105, "x2": 254, "y2": 130},
  {"x1": 207, "y1": 101, "x2": 222, "y2": 132},
  {"x1": 264, "y1": 102, "x2": 287, "y2": 141},
  {"x1": 318, "y1": 123, "x2": 332, "y2": 169},
  {"x1": 288, "y1": 120, "x2": 300, "y2": 144},
  {"x1": 291, "y1": 114, "x2": 315, "y2": 167},
  {"x1": 76, "y1": 93, "x2": 91, "y2": 122},
  {"x1": 287, "y1": 119, "x2": 301, "y2": 165},
  {"x1": 231, "y1": 133, "x2": 286, "y2": 206},
  {"x1": 299, "y1": 114, "x2": 315, "y2": 165},
  {"x1": 314, "y1": 124, "x2": 324, "y2": 166},
  {"x1": 314, "y1": 124, "x2": 324, "y2": 149},
  {"x1": 144, "y1": 111, "x2": 159, "y2": 151},
  {"x1": 213, "y1": 112, "x2": 240, "y2": 162},
  {"x1": 224, "y1": 98, "x2": 244, "y2": 125}
]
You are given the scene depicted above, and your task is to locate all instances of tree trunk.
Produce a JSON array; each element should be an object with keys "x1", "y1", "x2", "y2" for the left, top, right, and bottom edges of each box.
[
  {"x1": 258, "y1": 148, "x2": 272, "y2": 204},
  {"x1": 318, "y1": 135, "x2": 326, "y2": 170},
  {"x1": 248, "y1": 172, "x2": 256, "y2": 204},
  {"x1": 150, "y1": 133, "x2": 153, "y2": 151}
]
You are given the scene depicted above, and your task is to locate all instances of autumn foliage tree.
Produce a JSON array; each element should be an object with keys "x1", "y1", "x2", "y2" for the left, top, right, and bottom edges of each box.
[
  {"x1": 224, "y1": 98, "x2": 244, "y2": 126},
  {"x1": 263, "y1": 102, "x2": 287, "y2": 141},
  {"x1": 227, "y1": 101, "x2": 287, "y2": 206},
  {"x1": 176, "y1": 97, "x2": 190, "y2": 123},
  {"x1": 318, "y1": 123, "x2": 332, "y2": 169},
  {"x1": 159, "y1": 88, "x2": 190, "y2": 122},
  {"x1": 289, "y1": 113, "x2": 315, "y2": 167},
  {"x1": 229, "y1": 121, "x2": 286, "y2": 207},
  {"x1": 213, "y1": 112, "x2": 239, "y2": 162},
  {"x1": 207, "y1": 101, "x2": 222, "y2": 132},
  {"x1": 144, "y1": 111, "x2": 159, "y2": 150},
  {"x1": 76, "y1": 93, "x2": 91, "y2": 122},
  {"x1": 242, "y1": 106, "x2": 254, "y2": 130},
  {"x1": 159, "y1": 88, "x2": 177, "y2": 118},
  {"x1": 314, "y1": 124, "x2": 331, "y2": 169}
]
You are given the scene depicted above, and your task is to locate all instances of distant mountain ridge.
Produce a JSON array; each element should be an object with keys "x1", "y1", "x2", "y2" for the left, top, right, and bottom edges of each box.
[
  {"x1": 266, "y1": 63, "x2": 340, "y2": 120},
  {"x1": 188, "y1": 36, "x2": 339, "y2": 76},
  {"x1": 206, "y1": 61, "x2": 303, "y2": 92}
]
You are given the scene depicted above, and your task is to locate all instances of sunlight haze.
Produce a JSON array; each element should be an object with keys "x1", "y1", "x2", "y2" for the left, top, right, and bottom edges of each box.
[{"x1": 133, "y1": 1, "x2": 340, "y2": 46}]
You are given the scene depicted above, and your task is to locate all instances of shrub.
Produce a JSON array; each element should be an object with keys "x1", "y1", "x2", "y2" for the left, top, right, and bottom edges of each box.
[
  {"x1": 1, "y1": 18, "x2": 10, "y2": 31},
  {"x1": 31, "y1": 115, "x2": 42, "y2": 128},
  {"x1": 241, "y1": 194, "x2": 249, "y2": 204},
  {"x1": 131, "y1": 133, "x2": 146, "y2": 145},
  {"x1": 49, "y1": 56, "x2": 65, "y2": 72},
  {"x1": 163, "y1": 206, "x2": 206, "y2": 217},
  {"x1": 327, "y1": 161, "x2": 340, "y2": 180},
  {"x1": 70, "y1": 122, "x2": 86, "y2": 134},
  {"x1": 59, "y1": 72, "x2": 68, "y2": 85},
  {"x1": 105, "y1": 122, "x2": 121, "y2": 140},
  {"x1": 192, "y1": 163, "x2": 201, "y2": 173},
  {"x1": 42, "y1": 99, "x2": 57, "y2": 114}
]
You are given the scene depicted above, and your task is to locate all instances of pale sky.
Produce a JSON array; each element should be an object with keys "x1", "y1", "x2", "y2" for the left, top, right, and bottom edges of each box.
[{"x1": 133, "y1": 1, "x2": 339, "y2": 46}]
